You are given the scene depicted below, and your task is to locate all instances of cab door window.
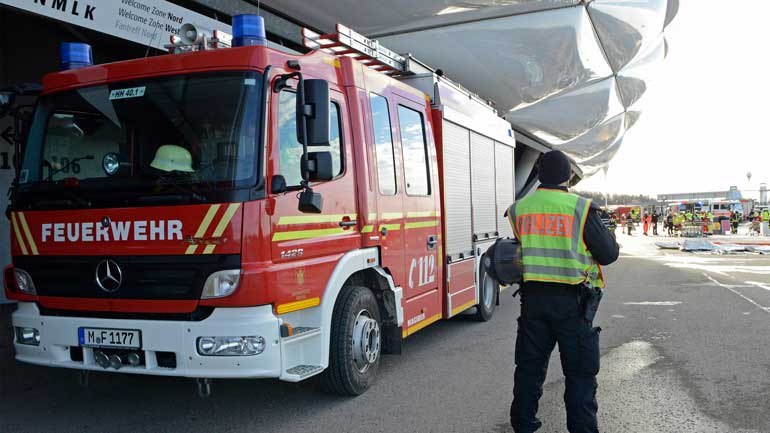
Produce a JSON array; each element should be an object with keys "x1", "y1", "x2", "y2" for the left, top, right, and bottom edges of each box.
[
  {"x1": 277, "y1": 90, "x2": 343, "y2": 186},
  {"x1": 397, "y1": 105, "x2": 430, "y2": 196},
  {"x1": 370, "y1": 93, "x2": 397, "y2": 196}
]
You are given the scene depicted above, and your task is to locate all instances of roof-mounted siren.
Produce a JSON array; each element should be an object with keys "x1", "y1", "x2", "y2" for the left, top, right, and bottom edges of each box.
[
  {"x1": 302, "y1": 23, "x2": 407, "y2": 76},
  {"x1": 165, "y1": 23, "x2": 232, "y2": 54},
  {"x1": 232, "y1": 14, "x2": 266, "y2": 47},
  {"x1": 60, "y1": 42, "x2": 93, "y2": 70}
]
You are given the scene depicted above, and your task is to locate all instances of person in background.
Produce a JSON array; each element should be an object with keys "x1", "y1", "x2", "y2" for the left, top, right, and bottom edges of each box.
[
  {"x1": 667, "y1": 212, "x2": 674, "y2": 236},
  {"x1": 626, "y1": 214, "x2": 634, "y2": 235},
  {"x1": 643, "y1": 213, "x2": 649, "y2": 236},
  {"x1": 730, "y1": 211, "x2": 740, "y2": 235},
  {"x1": 652, "y1": 212, "x2": 659, "y2": 236},
  {"x1": 608, "y1": 212, "x2": 617, "y2": 237}
]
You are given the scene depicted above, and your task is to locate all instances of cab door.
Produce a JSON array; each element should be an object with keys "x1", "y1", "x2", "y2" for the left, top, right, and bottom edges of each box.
[
  {"x1": 267, "y1": 81, "x2": 359, "y2": 306},
  {"x1": 393, "y1": 93, "x2": 442, "y2": 335},
  {"x1": 366, "y1": 91, "x2": 406, "y2": 286}
]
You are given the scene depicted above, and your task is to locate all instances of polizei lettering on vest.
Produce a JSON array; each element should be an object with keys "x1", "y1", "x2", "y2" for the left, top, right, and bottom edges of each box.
[
  {"x1": 517, "y1": 214, "x2": 574, "y2": 237},
  {"x1": 40, "y1": 220, "x2": 183, "y2": 243}
]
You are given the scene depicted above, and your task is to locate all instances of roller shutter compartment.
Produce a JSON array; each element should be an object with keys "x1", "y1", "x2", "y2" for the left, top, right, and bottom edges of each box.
[
  {"x1": 470, "y1": 132, "x2": 497, "y2": 240},
  {"x1": 441, "y1": 121, "x2": 473, "y2": 258}
]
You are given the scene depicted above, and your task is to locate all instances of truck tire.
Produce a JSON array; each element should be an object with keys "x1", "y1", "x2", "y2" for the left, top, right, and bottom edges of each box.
[
  {"x1": 320, "y1": 285, "x2": 382, "y2": 396},
  {"x1": 474, "y1": 261, "x2": 497, "y2": 321}
]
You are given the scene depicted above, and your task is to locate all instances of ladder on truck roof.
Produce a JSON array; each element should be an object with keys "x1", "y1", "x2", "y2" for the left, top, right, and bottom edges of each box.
[{"x1": 302, "y1": 24, "x2": 407, "y2": 76}]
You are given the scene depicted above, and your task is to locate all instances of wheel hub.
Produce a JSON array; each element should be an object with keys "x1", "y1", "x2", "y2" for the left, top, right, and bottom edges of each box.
[
  {"x1": 483, "y1": 273, "x2": 496, "y2": 310},
  {"x1": 352, "y1": 310, "x2": 380, "y2": 373}
]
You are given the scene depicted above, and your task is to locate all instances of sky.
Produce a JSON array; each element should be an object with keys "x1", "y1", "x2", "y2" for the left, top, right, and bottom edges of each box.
[{"x1": 576, "y1": 1, "x2": 769, "y2": 200}]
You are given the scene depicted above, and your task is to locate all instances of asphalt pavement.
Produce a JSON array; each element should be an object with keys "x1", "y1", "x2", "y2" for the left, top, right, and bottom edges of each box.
[{"x1": 1, "y1": 231, "x2": 770, "y2": 433}]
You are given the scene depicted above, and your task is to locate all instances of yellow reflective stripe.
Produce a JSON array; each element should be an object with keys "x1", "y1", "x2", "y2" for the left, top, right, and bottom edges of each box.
[
  {"x1": 276, "y1": 297, "x2": 320, "y2": 314},
  {"x1": 203, "y1": 203, "x2": 241, "y2": 254},
  {"x1": 17, "y1": 213, "x2": 38, "y2": 255},
  {"x1": 405, "y1": 220, "x2": 439, "y2": 229},
  {"x1": 451, "y1": 299, "x2": 476, "y2": 316},
  {"x1": 361, "y1": 225, "x2": 374, "y2": 233},
  {"x1": 380, "y1": 223, "x2": 401, "y2": 231},
  {"x1": 402, "y1": 313, "x2": 441, "y2": 338},
  {"x1": 406, "y1": 211, "x2": 440, "y2": 218},
  {"x1": 278, "y1": 214, "x2": 357, "y2": 225},
  {"x1": 272, "y1": 227, "x2": 348, "y2": 241},
  {"x1": 10, "y1": 213, "x2": 28, "y2": 256},
  {"x1": 185, "y1": 204, "x2": 221, "y2": 255},
  {"x1": 381, "y1": 212, "x2": 403, "y2": 220}
]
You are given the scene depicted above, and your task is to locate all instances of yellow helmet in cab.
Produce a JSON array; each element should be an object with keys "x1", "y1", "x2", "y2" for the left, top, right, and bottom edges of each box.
[{"x1": 150, "y1": 144, "x2": 195, "y2": 172}]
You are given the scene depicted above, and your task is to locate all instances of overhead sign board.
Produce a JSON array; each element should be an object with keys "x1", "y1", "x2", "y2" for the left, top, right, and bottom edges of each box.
[{"x1": 0, "y1": 0, "x2": 230, "y2": 50}]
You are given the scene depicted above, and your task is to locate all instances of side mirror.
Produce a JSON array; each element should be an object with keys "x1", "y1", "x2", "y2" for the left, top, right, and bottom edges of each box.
[
  {"x1": 302, "y1": 151, "x2": 334, "y2": 182},
  {"x1": 296, "y1": 79, "x2": 330, "y2": 146},
  {"x1": 270, "y1": 174, "x2": 287, "y2": 194},
  {"x1": 0, "y1": 90, "x2": 15, "y2": 117},
  {"x1": 298, "y1": 188, "x2": 323, "y2": 214}
]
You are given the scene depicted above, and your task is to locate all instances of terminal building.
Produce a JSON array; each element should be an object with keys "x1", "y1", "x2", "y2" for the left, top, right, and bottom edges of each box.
[{"x1": 0, "y1": 0, "x2": 678, "y2": 301}]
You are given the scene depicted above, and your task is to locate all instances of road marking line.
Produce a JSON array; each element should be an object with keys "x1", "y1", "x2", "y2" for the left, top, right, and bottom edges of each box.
[
  {"x1": 745, "y1": 281, "x2": 770, "y2": 292},
  {"x1": 704, "y1": 274, "x2": 770, "y2": 315},
  {"x1": 624, "y1": 301, "x2": 682, "y2": 306}
]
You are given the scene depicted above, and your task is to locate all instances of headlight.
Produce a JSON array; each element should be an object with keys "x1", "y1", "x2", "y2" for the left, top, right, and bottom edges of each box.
[
  {"x1": 14, "y1": 269, "x2": 36, "y2": 295},
  {"x1": 201, "y1": 269, "x2": 240, "y2": 299},
  {"x1": 15, "y1": 327, "x2": 40, "y2": 346},
  {"x1": 196, "y1": 336, "x2": 265, "y2": 356}
]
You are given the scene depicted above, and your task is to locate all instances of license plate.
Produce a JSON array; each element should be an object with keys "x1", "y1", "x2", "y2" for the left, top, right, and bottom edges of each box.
[{"x1": 78, "y1": 327, "x2": 141, "y2": 349}]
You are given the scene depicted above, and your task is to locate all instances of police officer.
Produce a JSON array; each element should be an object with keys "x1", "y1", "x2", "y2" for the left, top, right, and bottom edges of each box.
[{"x1": 508, "y1": 151, "x2": 619, "y2": 433}]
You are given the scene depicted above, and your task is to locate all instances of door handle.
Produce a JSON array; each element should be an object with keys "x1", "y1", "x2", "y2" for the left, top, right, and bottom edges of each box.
[
  {"x1": 339, "y1": 220, "x2": 357, "y2": 227},
  {"x1": 427, "y1": 235, "x2": 438, "y2": 250}
]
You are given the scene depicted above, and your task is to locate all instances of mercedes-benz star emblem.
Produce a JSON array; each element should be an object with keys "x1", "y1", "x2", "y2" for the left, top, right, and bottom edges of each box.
[{"x1": 95, "y1": 259, "x2": 123, "y2": 293}]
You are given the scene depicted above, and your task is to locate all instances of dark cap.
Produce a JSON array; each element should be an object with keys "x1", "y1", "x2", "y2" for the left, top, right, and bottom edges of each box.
[{"x1": 538, "y1": 150, "x2": 572, "y2": 185}]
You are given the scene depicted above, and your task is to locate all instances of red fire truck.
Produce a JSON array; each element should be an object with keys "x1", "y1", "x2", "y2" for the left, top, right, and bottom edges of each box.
[{"x1": 3, "y1": 17, "x2": 516, "y2": 396}]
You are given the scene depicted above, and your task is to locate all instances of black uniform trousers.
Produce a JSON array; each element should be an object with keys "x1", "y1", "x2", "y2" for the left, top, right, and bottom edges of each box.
[{"x1": 510, "y1": 286, "x2": 601, "y2": 433}]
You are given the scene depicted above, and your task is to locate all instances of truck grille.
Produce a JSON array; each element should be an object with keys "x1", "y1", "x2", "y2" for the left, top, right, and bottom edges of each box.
[{"x1": 14, "y1": 254, "x2": 240, "y2": 300}]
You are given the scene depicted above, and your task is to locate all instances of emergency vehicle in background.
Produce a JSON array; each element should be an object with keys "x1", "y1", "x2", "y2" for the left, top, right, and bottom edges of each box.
[
  {"x1": 611, "y1": 205, "x2": 641, "y2": 222},
  {"x1": 3, "y1": 16, "x2": 517, "y2": 396}
]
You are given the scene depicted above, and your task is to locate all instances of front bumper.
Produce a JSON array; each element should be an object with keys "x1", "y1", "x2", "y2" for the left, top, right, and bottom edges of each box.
[{"x1": 11, "y1": 302, "x2": 282, "y2": 378}]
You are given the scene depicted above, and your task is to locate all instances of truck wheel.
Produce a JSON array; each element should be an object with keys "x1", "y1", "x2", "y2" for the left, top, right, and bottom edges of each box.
[
  {"x1": 321, "y1": 285, "x2": 382, "y2": 396},
  {"x1": 474, "y1": 262, "x2": 497, "y2": 321}
]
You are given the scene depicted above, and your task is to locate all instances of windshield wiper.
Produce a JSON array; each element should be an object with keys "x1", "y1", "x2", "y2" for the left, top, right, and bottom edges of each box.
[
  {"x1": 143, "y1": 171, "x2": 208, "y2": 203},
  {"x1": 46, "y1": 155, "x2": 94, "y2": 181}
]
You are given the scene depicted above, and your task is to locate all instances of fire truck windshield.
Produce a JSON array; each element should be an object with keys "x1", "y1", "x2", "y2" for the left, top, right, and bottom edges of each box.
[{"x1": 17, "y1": 71, "x2": 262, "y2": 208}]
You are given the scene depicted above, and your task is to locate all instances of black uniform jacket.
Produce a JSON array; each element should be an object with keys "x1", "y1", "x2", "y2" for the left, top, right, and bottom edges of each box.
[{"x1": 517, "y1": 185, "x2": 620, "y2": 292}]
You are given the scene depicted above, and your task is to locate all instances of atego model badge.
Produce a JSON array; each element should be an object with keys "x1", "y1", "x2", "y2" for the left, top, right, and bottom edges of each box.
[{"x1": 95, "y1": 259, "x2": 123, "y2": 293}]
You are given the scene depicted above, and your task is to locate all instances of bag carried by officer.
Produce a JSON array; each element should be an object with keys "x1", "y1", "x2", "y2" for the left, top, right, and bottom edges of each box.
[{"x1": 484, "y1": 238, "x2": 523, "y2": 286}]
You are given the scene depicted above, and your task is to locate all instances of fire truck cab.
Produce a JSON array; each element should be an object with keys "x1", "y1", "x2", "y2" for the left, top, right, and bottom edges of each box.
[{"x1": 5, "y1": 17, "x2": 516, "y2": 396}]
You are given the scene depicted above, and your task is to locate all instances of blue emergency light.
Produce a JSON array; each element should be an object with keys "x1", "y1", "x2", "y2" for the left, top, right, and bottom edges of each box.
[
  {"x1": 232, "y1": 14, "x2": 266, "y2": 47},
  {"x1": 60, "y1": 42, "x2": 93, "y2": 70}
]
